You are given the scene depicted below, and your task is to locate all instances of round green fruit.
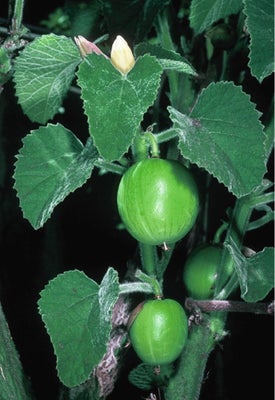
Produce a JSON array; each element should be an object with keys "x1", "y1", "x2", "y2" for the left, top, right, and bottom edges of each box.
[
  {"x1": 183, "y1": 245, "x2": 231, "y2": 299},
  {"x1": 117, "y1": 158, "x2": 199, "y2": 245},
  {"x1": 129, "y1": 298, "x2": 188, "y2": 365}
]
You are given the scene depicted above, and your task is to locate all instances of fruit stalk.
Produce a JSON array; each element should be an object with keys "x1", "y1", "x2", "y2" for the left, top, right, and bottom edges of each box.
[{"x1": 139, "y1": 243, "x2": 158, "y2": 278}]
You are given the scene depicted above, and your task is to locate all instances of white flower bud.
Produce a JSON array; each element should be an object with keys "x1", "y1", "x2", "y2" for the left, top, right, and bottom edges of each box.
[{"x1": 110, "y1": 35, "x2": 135, "y2": 74}]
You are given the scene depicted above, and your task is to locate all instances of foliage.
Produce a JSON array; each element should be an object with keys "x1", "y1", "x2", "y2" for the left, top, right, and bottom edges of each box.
[{"x1": 0, "y1": 0, "x2": 273, "y2": 399}]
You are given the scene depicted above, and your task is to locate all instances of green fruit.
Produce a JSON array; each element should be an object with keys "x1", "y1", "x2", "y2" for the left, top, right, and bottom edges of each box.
[
  {"x1": 117, "y1": 158, "x2": 199, "y2": 245},
  {"x1": 129, "y1": 298, "x2": 188, "y2": 365},
  {"x1": 183, "y1": 245, "x2": 232, "y2": 299}
]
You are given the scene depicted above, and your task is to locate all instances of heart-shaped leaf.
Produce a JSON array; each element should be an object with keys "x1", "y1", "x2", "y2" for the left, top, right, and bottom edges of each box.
[{"x1": 77, "y1": 53, "x2": 162, "y2": 161}]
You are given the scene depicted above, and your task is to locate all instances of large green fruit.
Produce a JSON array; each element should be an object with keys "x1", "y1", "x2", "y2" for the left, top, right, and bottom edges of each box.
[
  {"x1": 117, "y1": 158, "x2": 199, "y2": 245},
  {"x1": 129, "y1": 298, "x2": 188, "y2": 365},
  {"x1": 183, "y1": 245, "x2": 232, "y2": 299}
]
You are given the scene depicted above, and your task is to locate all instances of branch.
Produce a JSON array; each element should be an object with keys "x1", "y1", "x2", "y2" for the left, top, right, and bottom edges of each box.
[{"x1": 185, "y1": 298, "x2": 274, "y2": 316}]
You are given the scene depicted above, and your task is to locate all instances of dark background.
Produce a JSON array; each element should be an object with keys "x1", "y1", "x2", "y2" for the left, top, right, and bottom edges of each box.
[{"x1": 0, "y1": 1, "x2": 274, "y2": 399}]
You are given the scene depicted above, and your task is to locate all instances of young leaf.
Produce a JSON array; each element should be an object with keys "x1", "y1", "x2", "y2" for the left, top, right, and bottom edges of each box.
[
  {"x1": 134, "y1": 43, "x2": 197, "y2": 76},
  {"x1": 128, "y1": 363, "x2": 173, "y2": 390},
  {"x1": 38, "y1": 268, "x2": 120, "y2": 387},
  {"x1": 244, "y1": 0, "x2": 274, "y2": 82},
  {"x1": 13, "y1": 34, "x2": 81, "y2": 124},
  {"x1": 226, "y1": 239, "x2": 274, "y2": 302},
  {"x1": 169, "y1": 81, "x2": 267, "y2": 197},
  {"x1": 77, "y1": 53, "x2": 162, "y2": 161},
  {"x1": 189, "y1": 0, "x2": 243, "y2": 34},
  {"x1": 14, "y1": 124, "x2": 98, "y2": 229},
  {"x1": 240, "y1": 247, "x2": 274, "y2": 302}
]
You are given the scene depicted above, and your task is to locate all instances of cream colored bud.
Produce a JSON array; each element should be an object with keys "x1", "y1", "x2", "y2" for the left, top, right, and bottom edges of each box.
[{"x1": 110, "y1": 35, "x2": 135, "y2": 74}]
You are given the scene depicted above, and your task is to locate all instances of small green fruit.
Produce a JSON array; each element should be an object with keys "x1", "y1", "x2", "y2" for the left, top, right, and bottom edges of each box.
[
  {"x1": 117, "y1": 158, "x2": 199, "y2": 245},
  {"x1": 129, "y1": 298, "x2": 188, "y2": 365},
  {"x1": 183, "y1": 245, "x2": 232, "y2": 299}
]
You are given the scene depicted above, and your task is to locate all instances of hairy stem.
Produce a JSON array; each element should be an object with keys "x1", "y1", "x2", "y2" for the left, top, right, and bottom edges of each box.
[
  {"x1": 185, "y1": 298, "x2": 274, "y2": 316},
  {"x1": 165, "y1": 317, "x2": 217, "y2": 400},
  {"x1": 94, "y1": 158, "x2": 126, "y2": 175},
  {"x1": 0, "y1": 302, "x2": 33, "y2": 399},
  {"x1": 8, "y1": 0, "x2": 24, "y2": 31}
]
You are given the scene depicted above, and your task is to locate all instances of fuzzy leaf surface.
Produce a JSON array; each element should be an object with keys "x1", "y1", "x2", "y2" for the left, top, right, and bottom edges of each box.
[
  {"x1": 77, "y1": 53, "x2": 162, "y2": 161},
  {"x1": 226, "y1": 240, "x2": 274, "y2": 302},
  {"x1": 13, "y1": 34, "x2": 80, "y2": 124},
  {"x1": 38, "y1": 268, "x2": 119, "y2": 387},
  {"x1": 190, "y1": 0, "x2": 243, "y2": 34},
  {"x1": 244, "y1": 0, "x2": 274, "y2": 82},
  {"x1": 169, "y1": 82, "x2": 267, "y2": 197},
  {"x1": 14, "y1": 124, "x2": 98, "y2": 229},
  {"x1": 134, "y1": 43, "x2": 197, "y2": 75},
  {"x1": 240, "y1": 247, "x2": 274, "y2": 302}
]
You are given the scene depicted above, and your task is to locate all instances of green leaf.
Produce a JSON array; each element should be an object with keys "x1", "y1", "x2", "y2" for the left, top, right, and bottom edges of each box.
[
  {"x1": 241, "y1": 247, "x2": 274, "y2": 302},
  {"x1": 244, "y1": 0, "x2": 274, "y2": 82},
  {"x1": 226, "y1": 239, "x2": 274, "y2": 302},
  {"x1": 264, "y1": 113, "x2": 274, "y2": 160},
  {"x1": 134, "y1": 42, "x2": 197, "y2": 76},
  {"x1": 169, "y1": 81, "x2": 267, "y2": 197},
  {"x1": 77, "y1": 53, "x2": 162, "y2": 161},
  {"x1": 100, "y1": 0, "x2": 169, "y2": 42},
  {"x1": 38, "y1": 268, "x2": 120, "y2": 387},
  {"x1": 13, "y1": 34, "x2": 80, "y2": 124},
  {"x1": 38, "y1": 270, "x2": 99, "y2": 387},
  {"x1": 98, "y1": 267, "x2": 120, "y2": 322},
  {"x1": 247, "y1": 205, "x2": 275, "y2": 231},
  {"x1": 129, "y1": 363, "x2": 173, "y2": 390},
  {"x1": 189, "y1": 0, "x2": 243, "y2": 34},
  {"x1": 14, "y1": 124, "x2": 98, "y2": 229},
  {"x1": 134, "y1": 0, "x2": 170, "y2": 42}
]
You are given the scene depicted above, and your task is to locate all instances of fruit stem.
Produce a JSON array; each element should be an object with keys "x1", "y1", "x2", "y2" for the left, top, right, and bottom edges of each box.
[
  {"x1": 144, "y1": 131, "x2": 160, "y2": 158},
  {"x1": 131, "y1": 131, "x2": 150, "y2": 162},
  {"x1": 139, "y1": 243, "x2": 158, "y2": 276},
  {"x1": 138, "y1": 245, "x2": 163, "y2": 296}
]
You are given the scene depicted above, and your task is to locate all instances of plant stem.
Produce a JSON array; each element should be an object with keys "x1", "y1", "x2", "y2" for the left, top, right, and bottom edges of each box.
[
  {"x1": 145, "y1": 132, "x2": 160, "y2": 158},
  {"x1": 166, "y1": 184, "x2": 273, "y2": 400},
  {"x1": 119, "y1": 282, "x2": 153, "y2": 295},
  {"x1": 94, "y1": 158, "x2": 126, "y2": 175},
  {"x1": 155, "y1": 9, "x2": 179, "y2": 108},
  {"x1": 131, "y1": 131, "x2": 150, "y2": 162},
  {"x1": 164, "y1": 317, "x2": 216, "y2": 400},
  {"x1": 214, "y1": 196, "x2": 250, "y2": 298},
  {"x1": 134, "y1": 269, "x2": 163, "y2": 297},
  {"x1": 185, "y1": 298, "x2": 274, "y2": 316},
  {"x1": 8, "y1": 0, "x2": 24, "y2": 32},
  {"x1": 139, "y1": 243, "x2": 158, "y2": 277},
  {"x1": 155, "y1": 128, "x2": 179, "y2": 144},
  {"x1": 0, "y1": 302, "x2": 33, "y2": 399}
]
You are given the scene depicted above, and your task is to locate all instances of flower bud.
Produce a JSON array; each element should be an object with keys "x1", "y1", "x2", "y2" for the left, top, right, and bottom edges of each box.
[
  {"x1": 74, "y1": 35, "x2": 108, "y2": 58},
  {"x1": 110, "y1": 35, "x2": 135, "y2": 74}
]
